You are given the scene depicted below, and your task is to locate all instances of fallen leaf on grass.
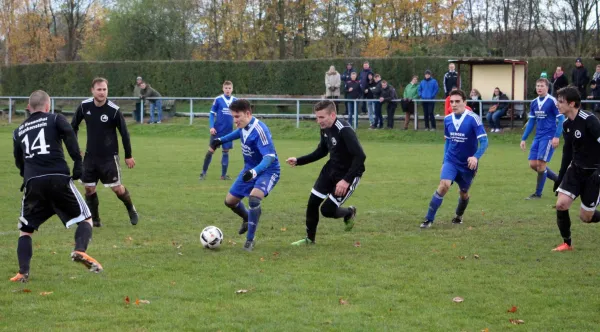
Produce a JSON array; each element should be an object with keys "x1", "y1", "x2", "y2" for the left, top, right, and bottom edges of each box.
[
  {"x1": 280, "y1": 227, "x2": 287, "y2": 232},
  {"x1": 228, "y1": 240, "x2": 237, "y2": 246},
  {"x1": 177, "y1": 252, "x2": 183, "y2": 256},
  {"x1": 39, "y1": 291, "x2": 53, "y2": 296},
  {"x1": 112, "y1": 245, "x2": 118, "y2": 249},
  {"x1": 259, "y1": 257, "x2": 265, "y2": 262},
  {"x1": 135, "y1": 298, "x2": 140, "y2": 305},
  {"x1": 125, "y1": 296, "x2": 130, "y2": 305},
  {"x1": 22, "y1": 289, "x2": 32, "y2": 293},
  {"x1": 452, "y1": 297, "x2": 464, "y2": 303},
  {"x1": 507, "y1": 306, "x2": 518, "y2": 313},
  {"x1": 272, "y1": 252, "x2": 280, "y2": 257},
  {"x1": 458, "y1": 256, "x2": 466, "y2": 260},
  {"x1": 339, "y1": 298, "x2": 349, "y2": 305},
  {"x1": 468, "y1": 226, "x2": 473, "y2": 231},
  {"x1": 452, "y1": 243, "x2": 457, "y2": 249},
  {"x1": 170, "y1": 281, "x2": 176, "y2": 286},
  {"x1": 481, "y1": 329, "x2": 489, "y2": 332},
  {"x1": 125, "y1": 236, "x2": 133, "y2": 241},
  {"x1": 354, "y1": 241, "x2": 361, "y2": 248},
  {"x1": 139, "y1": 299, "x2": 150, "y2": 304},
  {"x1": 509, "y1": 319, "x2": 525, "y2": 325},
  {"x1": 473, "y1": 254, "x2": 480, "y2": 259},
  {"x1": 12, "y1": 289, "x2": 32, "y2": 293},
  {"x1": 51, "y1": 252, "x2": 56, "y2": 255},
  {"x1": 70, "y1": 276, "x2": 77, "y2": 280},
  {"x1": 235, "y1": 289, "x2": 248, "y2": 294}
]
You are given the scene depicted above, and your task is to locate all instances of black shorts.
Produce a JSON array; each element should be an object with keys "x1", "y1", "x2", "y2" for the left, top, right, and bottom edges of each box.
[
  {"x1": 19, "y1": 175, "x2": 91, "y2": 233},
  {"x1": 312, "y1": 165, "x2": 361, "y2": 206},
  {"x1": 557, "y1": 165, "x2": 600, "y2": 211},
  {"x1": 82, "y1": 154, "x2": 122, "y2": 187}
]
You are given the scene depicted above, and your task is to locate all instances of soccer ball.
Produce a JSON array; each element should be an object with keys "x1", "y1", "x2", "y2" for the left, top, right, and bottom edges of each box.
[{"x1": 200, "y1": 226, "x2": 223, "y2": 249}]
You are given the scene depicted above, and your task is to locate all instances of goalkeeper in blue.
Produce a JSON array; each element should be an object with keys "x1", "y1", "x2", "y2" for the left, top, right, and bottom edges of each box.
[
  {"x1": 520, "y1": 78, "x2": 564, "y2": 199},
  {"x1": 209, "y1": 99, "x2": 280, "y2": 251},
  {"x1": 420, "y1": 89, "x2": 488, "y2": 228}
]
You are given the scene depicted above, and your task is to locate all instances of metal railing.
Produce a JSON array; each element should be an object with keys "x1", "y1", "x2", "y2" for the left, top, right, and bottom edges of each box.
[{"x1": 1, "y1": 95, "x2": 598, "y2": 129}]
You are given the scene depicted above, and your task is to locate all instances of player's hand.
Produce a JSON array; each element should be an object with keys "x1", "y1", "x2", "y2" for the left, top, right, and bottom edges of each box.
[
  {"x1": 335, "y1": 179, "x2": 350, "y2": 196},
  {"x1": 72, "y1": 160, "x2": 83, "y2": 180},
  {"x1": 242, "y1": 169, "x2": 257, "y2": 182},
  {"x1": 551, "y1": 137, "x2": 559, "y2": 149},
  {"x1": 125, "y1": 158, "x2": 136, "y2": 169},
  {"x1": 379, "y1": 97, "x2": 384, "y2": 102},
  {"x1": 286, "y1": 157, "x2": 297, "y2": 167},
  {"x1": 209, "y1": 138, "x2": 222, "y2": 152},
  {"x1": 520, "y1": 140, "x2": 526, "y2": 152},
  {"x1": 20, "y1": 182, "x2": 25, "y2": 192},
  {"x1": 209, "y1": 128, "x2": 217, "y2": 135},
  {"x1": 467, "y1": 157, "x2": 478, "y2": 170}
]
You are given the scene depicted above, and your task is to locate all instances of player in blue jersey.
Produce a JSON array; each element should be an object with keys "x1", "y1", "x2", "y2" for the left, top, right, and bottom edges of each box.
[
  {"x1": 210, "y1": 99, "x2": 280, "y2": 251},
  {"x1": 200, "y1": 81, "x2": 237, "y2": 180},
  {"x1": 420, "y1": 89, "x2": 489, "y2": 228},
  {"x1": 520, "y1": 78, "x2": 564, "y2": 199}
]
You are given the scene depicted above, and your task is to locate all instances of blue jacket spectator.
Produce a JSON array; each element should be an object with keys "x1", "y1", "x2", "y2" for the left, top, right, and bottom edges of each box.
[
  {"x1": 418, "y1": 72, "x2": 439, "y2": 99},
  {"x1": 359, "y1": 62, "x2": 374, "y2": 91},
  {"x1": 340, "y1": 63, "x2": 356, "y2": 92}
]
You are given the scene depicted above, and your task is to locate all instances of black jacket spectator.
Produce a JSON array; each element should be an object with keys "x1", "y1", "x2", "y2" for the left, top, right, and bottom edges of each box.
[
  {"x1": 345, "y1": 80, "x2": 362, "y2": 99},
  {"x1": 380, "y1": 84, "x2": 398, "y2": 103},
  {"x1": 551, "y1": 74, "x2": 569, "y2": 95},
  {"x1": 443, "y1": 71, "x2": 459, "y2": 96},
  {"x1": 372, "y1": 80, "x2": 383, "y2": 99},
  {"x1": 572, "y1": 66, "x2": 590, "y2": 91},
  {"x1": 365, "y1": 80, "x2": 376, "y2": 99},
  {"x1": 341, "y1": 65, "x2": 356, "y2": 97}
]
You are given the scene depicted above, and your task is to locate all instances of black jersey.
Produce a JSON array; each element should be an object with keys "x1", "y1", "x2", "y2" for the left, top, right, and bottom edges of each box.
[
  {"x1": 71, "y1": 98, "x2": 132, "y2": 159},
  {"x1": 296, "y1": 118, "x2": 366, "y2": 182},
  {"x1": 13, "y1": 112, "x2": 82, "y2": 182},
  {"x1": 560, "y1": 110, "x2": 600, "y2": 172}
]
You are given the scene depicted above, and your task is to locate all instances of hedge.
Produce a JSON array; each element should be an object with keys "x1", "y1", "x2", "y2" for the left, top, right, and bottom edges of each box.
[{"x1": 0, "y1": 57, "x2": 596, "y2": 99}]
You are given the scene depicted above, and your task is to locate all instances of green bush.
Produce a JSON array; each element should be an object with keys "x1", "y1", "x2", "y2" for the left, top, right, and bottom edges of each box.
[{"x1": 0, "y1": 57, "x2": 596, "y2": 99}]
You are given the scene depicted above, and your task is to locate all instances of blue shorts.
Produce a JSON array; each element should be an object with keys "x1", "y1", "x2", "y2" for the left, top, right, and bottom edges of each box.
[
  {"x1": 528, "y1": 138, "x2": 554, "y2": 162},
  {"x1": 440, "y1": 162, "x2": 477, "y2": 192},
  {"x1": 210, "y1": 134, "x2": 233, "y2": 150},
  {"x1": 229, "y1": 169, "x2": 280, "y2": 199}
]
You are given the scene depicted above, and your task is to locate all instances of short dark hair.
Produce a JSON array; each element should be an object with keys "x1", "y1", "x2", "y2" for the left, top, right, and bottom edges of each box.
[
  {"x1": 91, "y1": 77, "x2": 108, "y2": 88},
  {"x1": 556, "y1": 86, "x2": 581, "y2": 107},
  {"x1": 223, "y1": 80, "x2": 233, "y2": 86},
  {"x1": 229, "y1": 99, "x2": 252, "y2": 113},
  {"x1": 449, "y1": 89, "x2": 467, "y2": 101},
  {"x1": 313, "y1": 100, "x2": 336, "y2": 114}
]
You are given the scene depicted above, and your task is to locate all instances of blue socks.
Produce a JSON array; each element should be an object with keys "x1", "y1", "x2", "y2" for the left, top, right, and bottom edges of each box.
[
  {"x1": 230, "y1": 201, "x2": 248, "y2": 221},
  {"x1": 546, "y1": 167, "x2": 557, "y2": 181},
  {"x1": 221, "y1": 151, "x2": 229, "y2": 177},
  {"x1": 425, "y1": 191, "x2": 445, "y2": 222},
  {"x1": 247, "y1": 196, "x2": 262, "y2": 241},
  {"x1": 202, "y1": 151, "x2": 213, "y2": 174}
]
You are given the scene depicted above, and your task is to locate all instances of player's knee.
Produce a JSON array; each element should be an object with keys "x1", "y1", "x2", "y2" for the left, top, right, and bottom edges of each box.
[
  {"x1": 536, "y1": 165, "x2": 547, "y2": 173},
  {"x1": 249, "y1": 195, "x2": 262, "y2": 209},
  {"x1": 579, "y1": 210, "x2": 593, "y2": 223},
  {"x1": 555, "y1": 201, "x2": 569, "y2": 211},
  {"x1": 459, "y1": 191, "x2": 469, "y2": 200},
  {"x1": 438, "y1": 182, "x2": 450, "y2": 195},
  {"x1": 111, "y1": 185, "x2": 124, "y2": 194},
  {"x1": 308, "y1": 193, "x2": 324, "y2": 208},
  {"x1": 320, "y1": 200, "x2": 337, "y2": 218},
  {"x1": 224, "y1": 199, "x2": 237, "y2": 209},
  {"x1": 19, "y1": 231, "x2": 33, "y2": 237}
]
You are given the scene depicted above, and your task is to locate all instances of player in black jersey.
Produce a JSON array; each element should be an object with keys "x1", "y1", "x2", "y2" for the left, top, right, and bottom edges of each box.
[
  {"x1": 71, "y1": 78, "x2": 138, "y2": 227},
  {"x1": 287, "y1": 100, "x2": 366, "y2": 245},
  {"x1": 11, "y1": 90, "x2": 103, "y2": 283},
  {"x1": 551, "y1": 86, "x2": 600, "y2": 251}
]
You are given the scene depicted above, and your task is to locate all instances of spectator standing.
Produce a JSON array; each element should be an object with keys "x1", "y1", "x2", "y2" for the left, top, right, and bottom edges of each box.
[
  {"x1": 587, "y1": 80, "x2": 600, "y2": 112},
  {"x1": 325, "y1": 65, "x2": 341, "y2": 108},
  {"x1": 402, "y1": 75, "x2": 419, "y2": 130},
  {"x1": 551, "y1": 66, "x2": 568, "y2": 97},
  {"x1": 139, "y1": 82, "x2": 163, "y2": 124},
  {"x1": 345, "y1": 72, "x2": 361, "y2": 126},
  {"x1": 341, "y1": 63, "x2": 356, "y2": 117},
  {"x1": 572, "y1": 57, "x2": 590, "y2": 108},
  {"x1": 486, "y1": 87, "x2": 509, "y2": 132},
  {"x1": 443, "y1": 63, "x2": 460, "y2": 96},
  {"x1": 370, "y1": 74, "x2": 383, "y2": 129},
  {"x1": 133, "y1": 76, "x2": 143, "y2": 123},
  {"x1": 365, "y1": 73, "x2": 376, "y2": 128},
  {"x1": 592, "y1": 64, "x2": 600, "y2": 82},
  {"x1": 359, "y1": 61, "x2": 374, "y2": 115},
  {"x1": 379, "y1": 80, "x2": 398, "y2": 129},
  {"x1": 418, "y1": 70, "x2": 440, "y2": 131}
]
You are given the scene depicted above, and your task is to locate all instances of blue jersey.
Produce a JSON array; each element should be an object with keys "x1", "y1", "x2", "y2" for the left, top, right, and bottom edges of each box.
[
  {"x1": 210, "y1": 95, "x2": 236, "y2": 134},
  {"x1": 239, "y1": 118, "x2": 280, "y2": 172},
  {"x1": 528, "y1": 95, "x2": 559, "y2": 139},
  {"x1": 443, "y1": 110, "x2": 487, "y2": 167}
]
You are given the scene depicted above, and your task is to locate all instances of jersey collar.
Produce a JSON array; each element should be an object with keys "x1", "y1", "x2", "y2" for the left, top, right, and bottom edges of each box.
[
  {"x1": 451, "y1": 111, "x2": 468, "y2": 132},
  {"x1": 242, "y1": 117, "x2": 258, "y2": 143}
]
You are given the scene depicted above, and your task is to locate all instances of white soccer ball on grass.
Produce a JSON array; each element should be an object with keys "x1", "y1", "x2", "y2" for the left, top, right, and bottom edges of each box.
[{"x1": 200, "y1": 226, "x2": 223, "y2": 249}]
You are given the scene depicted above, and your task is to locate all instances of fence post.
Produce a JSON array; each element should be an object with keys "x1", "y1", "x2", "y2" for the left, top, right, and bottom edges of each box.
[
  {"x1": 479, "y1": 100, "x2": 483, "y2": 118},
  {"x1": 140, "y1": 99, "x2": 144, "y2": 123},
  {"x1": 189, "y1": 99, "x2": 194, "y2": 125},
  {"x1": 353, "y1": 100, "x2": 357, "y2": 129},
  {"x1": 413, "y1": 100, "x2": 418, "y2": 130},
  {"x1": 296, "y1": 99, "x2": 300, "y2": 129},
  {"x1": 8, "y1": 97, "x2": 12, "y2": 124},
  {"x1": 51, "y1": 98, "x2": 55, "y2": 114}
]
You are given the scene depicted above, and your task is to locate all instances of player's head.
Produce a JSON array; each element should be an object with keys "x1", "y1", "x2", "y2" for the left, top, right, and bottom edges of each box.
[
  {"x1": 596, "y1": 64, "x2": 600, "y2": 73},
  {"x1": 410, "y1": 75, "x2": 418, "y2": 84},
  {"x1": 28, "y1": 90, "x2": 50, "y2": 114},
  {"x1": 222, "y1": 80, "x2": 233, "y2": 96},
  {"x1": 313, "y1": 100, "x2": 337, "y2": 129},
  {"x1": 350, "y1": 72, "x2": 357, "y2": 80},
  {"x1": 381, "y1": 80, "x2": 388, "y2": 89},
  {"x1": 575, "y1": 57, "x2": 582, "y2": 67},
  {"x1": 229, "y1": 99, "x2": 253, "y2": 128},
  {"x1": 91, "y1": 77, "x2": 108, "y2": 104},
  {"x1": 556, "y1": 86, "x2": 581, "y2": 114},
  {"x1": 424, "y1": 70, "x2": 432, "y2": 79},
  {"x1": 535, "y1": 78, "x2": 550, "y2": 96},
  {"x1": 374, "y1": 74, "x2": 381, "y2": 82},
  {"x1": 448, "y1": 89, "x2": 467, "y2": 114},
  {"x1": 448, "y1": 63, "x2": 455, "y2": 71},
  {"x1": 139, "y1": 81, "x2": 147, "y2": 89},
  {"x1": 555, "y1": 66, "x2": 563, "y2": 74},
  {"x1": 493, "y1": 87, "x2": 501, "y2": 96},
  {"x1": 136, "y1": 76, "x2": 142, "y2": 84},
  {"x1": 363, "y1": 61, "x2": 369, "y2": 69}
]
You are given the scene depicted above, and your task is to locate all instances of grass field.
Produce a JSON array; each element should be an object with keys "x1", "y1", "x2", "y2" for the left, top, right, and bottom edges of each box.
[{"x1": 1, "y1": 118, "x2": 599, "y2": 331}]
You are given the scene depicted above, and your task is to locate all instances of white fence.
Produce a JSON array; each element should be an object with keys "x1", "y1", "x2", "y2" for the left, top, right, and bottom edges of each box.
[{"x1": 1, "y1": 96, "x2": 598, "y2": 129}]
